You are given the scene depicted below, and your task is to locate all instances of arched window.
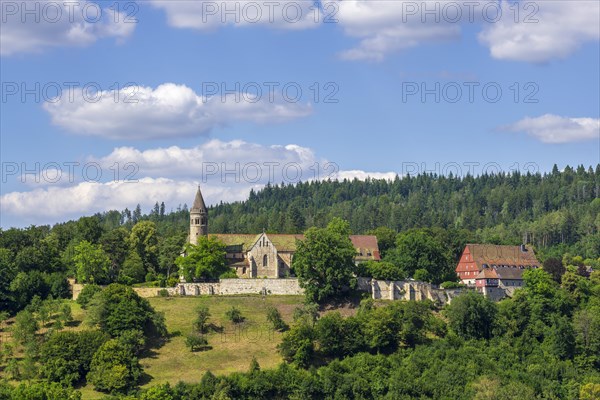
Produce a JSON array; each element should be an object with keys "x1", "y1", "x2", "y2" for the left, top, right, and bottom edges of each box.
[{"x1": 263, "y1": 255, "x2": 268, "y2": 267}]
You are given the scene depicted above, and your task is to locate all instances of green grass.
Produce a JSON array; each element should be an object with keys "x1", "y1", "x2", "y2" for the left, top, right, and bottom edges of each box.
[{"x1": 78, "y1": 295, "x2": 304, "y2": 398}]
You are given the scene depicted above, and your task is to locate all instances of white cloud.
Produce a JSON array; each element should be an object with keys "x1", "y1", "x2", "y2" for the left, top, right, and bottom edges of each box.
[
  {"x1": 149, "y1": 0, "x2": 319, "y2": 31},
  {"x1": 0, "y1": 177, "x2": 258, "y2": 226},
  {"x1": 335, "y1": 0, "x2": 461, "y2": 61},
  {"x1": 505, "y1": 114, "x2": 600, "y2": 144},
  {"x1": 91, "y1": 139, "x2": 322, "y2": 181},
  {"x1": 0, "y1": 0, "x2": 135, "y2": 56},
  {"x1": 479, "y1": 1, "x2": 600, "y2": 63},
  {"x1": 43, "y1": 83, "x2": 312, "y2": 140},
  {"x1": 332, "y1": 170, "x2": 397, "y2": 181},
  {"x1": 0, "y1": 140, "x2": 397, "y2": 227},
  {"x1": 335, "y1": 0, "x2": 599, "y2": 62}
]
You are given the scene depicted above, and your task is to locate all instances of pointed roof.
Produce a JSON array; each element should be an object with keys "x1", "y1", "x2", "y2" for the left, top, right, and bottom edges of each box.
[{"x1": 191, "y1": 186, "x2": 207, "y2": 213}]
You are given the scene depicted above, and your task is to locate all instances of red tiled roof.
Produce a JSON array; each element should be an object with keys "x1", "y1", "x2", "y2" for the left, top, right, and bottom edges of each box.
[{"x1": 465, "y1": 244, "x2": 539, "y2": 267}]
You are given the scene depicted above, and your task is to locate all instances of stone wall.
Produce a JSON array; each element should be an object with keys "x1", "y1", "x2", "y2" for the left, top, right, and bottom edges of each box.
[
  {"x1": 365, "y1": 278, "x2": 467, "y2": 305},
  {"x1": 219, "y1": 278, "x2": 303, "y2": 295}
]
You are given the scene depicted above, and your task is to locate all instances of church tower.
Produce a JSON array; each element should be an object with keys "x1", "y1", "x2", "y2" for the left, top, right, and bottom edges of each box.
[{"x1": 189, "y1": 185, "x2": 208, "y2": 244}]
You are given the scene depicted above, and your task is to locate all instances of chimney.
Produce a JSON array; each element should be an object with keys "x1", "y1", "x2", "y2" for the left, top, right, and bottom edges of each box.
[{"x1": 520, "y1": 244, "x2": 526, "y2": 252}]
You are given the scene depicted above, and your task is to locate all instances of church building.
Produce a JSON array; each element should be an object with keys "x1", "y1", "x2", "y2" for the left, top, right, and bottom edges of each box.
[{"x1": 188, "y1": 186, "x2": 381, "y2": 279}]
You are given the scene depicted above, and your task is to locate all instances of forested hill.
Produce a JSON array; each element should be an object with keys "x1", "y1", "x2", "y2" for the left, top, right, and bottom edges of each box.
[{"x1": 208, "y1": 164, "x2": 600, "y2": 257}]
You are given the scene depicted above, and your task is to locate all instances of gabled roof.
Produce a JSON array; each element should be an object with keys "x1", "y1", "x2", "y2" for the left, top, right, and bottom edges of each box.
[
  {"x1": 266, "y1": 234, "x2": 305, "y2": 252},
  {"x1": 476, "y1": 268, "x2": 499, "y2": 279},
  {"x1": 211, "y1": 233, "x2": 380, "y2": 260},
  {"x1": 210, "y1": 234, "x2": 260, "y2": 251},
  {"x1": 494, "y1": 266, "x2": 527, "y2": 281},
  {"x1": 191, "y1": 186, "x2": 207, "y2": 213},
  {"x1": 465, "y1": 244, "x2": 539, "y2": 267}
]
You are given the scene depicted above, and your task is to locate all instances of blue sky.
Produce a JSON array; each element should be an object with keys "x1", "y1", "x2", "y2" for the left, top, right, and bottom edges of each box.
[{"x1": 1, "y1": 0, "x2": 599, "y2": 228}]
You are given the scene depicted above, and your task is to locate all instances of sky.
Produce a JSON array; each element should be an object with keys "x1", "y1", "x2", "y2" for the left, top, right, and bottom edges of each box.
[{"x1": 1, "y1": 0, "x2": 599, "y2": 228}]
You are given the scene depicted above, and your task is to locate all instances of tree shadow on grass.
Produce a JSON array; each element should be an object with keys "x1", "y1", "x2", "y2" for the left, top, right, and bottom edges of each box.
[{"x1": 138, "y1": 371, "x2": 154, "y2": 386}]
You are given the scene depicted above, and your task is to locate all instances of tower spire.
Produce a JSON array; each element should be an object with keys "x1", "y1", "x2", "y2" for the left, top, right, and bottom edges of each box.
[{"x1": 189, "y1": 185, "x2": 208, "y2": 244}]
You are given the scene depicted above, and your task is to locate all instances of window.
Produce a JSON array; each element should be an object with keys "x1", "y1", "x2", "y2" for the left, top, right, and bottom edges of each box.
[{"x1": 263, "y1": 255, "x2": 268, "y2": 267}]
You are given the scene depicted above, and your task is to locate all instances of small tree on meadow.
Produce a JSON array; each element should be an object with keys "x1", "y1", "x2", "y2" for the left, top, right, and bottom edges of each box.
[
  {"x1": 194, "y1": 306, "x2": 211, "y2": 333},
  {"x1": 266, "y1": 307, "x2": 288, "y2": 332},
  {"x1": 225, "y1": 306, "x2": 244, "y2": 324}
]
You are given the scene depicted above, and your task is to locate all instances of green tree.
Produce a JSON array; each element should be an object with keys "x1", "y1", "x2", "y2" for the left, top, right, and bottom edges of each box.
[
  {"x1": 176, "y1": 236, "x2": 227, "y2": 281},
  {"x1": 225, "y1": 306, "x2": 244, "y2": 324},
  {"x1": 86, "y1": 283, "x2": 167, "y2": 338},
  {"x1": 385, "y1": 229, "x2": 453, "y2": 284},
  {"x1": 293, "y1": 218, "x2": 357, "y2": 303},
  {"x1": 100, "y1": 227, "x2": 130, "y2": 281},
  {"x1": 39, "y1": 330, "x2": 109, "y2": 386},
  {"x1": 366, "y1": 227, "x2": 397, "y2": 257},
  {"x1": 0, "y1": 248, "x2": 17, "y2": 312},
  {"x1": 76, "y1": 284, "x2": 103, "y2": 309},
  {"x1": 87, "y1": 338, "x2": 142, "y2": 393},
  {"x1": 76, "y1": 216, "x2": 103, "y2": 244},
  {"x1": 12, "y1": 309, "x2": 38, "y2": 345},
  {"x1": 73, "y1": 241, "x2": 110, "y2": 284},
  {"x1": 119, "y1": 250, "x2": 146, "y2": 284},
  {"x1": 129, "y1": 221, "x2": 159, "y2": 274},
  {"x1": 193, "y1": 306, "x2": 211, "y2": 333},
  {"x1": 266, "y1": 306, "x2": 289, "y2": 332},
  {"x1": 445, "y1": 291, "x2": 497, "y2": 340},
  {"x1": 185, "y1": 332, "x2": 209, "y2": 352},
  {"x1": 365, "y1": 260, "x2": 406, "y2": 281}
]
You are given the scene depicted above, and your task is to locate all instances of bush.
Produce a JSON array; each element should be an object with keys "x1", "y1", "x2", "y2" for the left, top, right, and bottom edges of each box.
[
  {"x1": 225, "y1": 306, "x2": 244, "y2": 324},
  {"x1": 158, "y1": 289, "x2": 169, "y2": 297},
  {"x1": 266, "y1": 306, "x2": 288, "y2": 332},
  {"x1": 185, "y1": 333, "x2": 209, "y2": 352},
  {"x1": 440, "y1": 281, "x2": 463, "y2": 289},
  {"x1": 76, "y1": 284, "x2": 103, "y2": 309},
  {"x1": 145, "y1": 272, "x2": 156, "y2": 282},
  {"x1": 167, "y1": 277, "x2": 179, "y2": 287},
  {"x1": 219, "y1": 270, "x2": 238, "y2": 279}
]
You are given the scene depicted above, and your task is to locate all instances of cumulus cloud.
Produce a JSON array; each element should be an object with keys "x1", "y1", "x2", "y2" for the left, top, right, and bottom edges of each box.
[
  {"x1": 92, "y1": 139, "x2": 322, "y2": 181},
  {"x1": 0, "y1": 0, "x2": 135, "y2": 56},
  {"x1": 505, "y1": 114, "x2": 600, "y2": 144},
  {"x1": 0, "y1": 140, "x2": 397, "y2": 227},
  {"x1": 43, "y1": 83, "x2": 312, "y2": 140},
  {"x1": 479, "y1": 1, "x2": 600, "y2": 63},
  {"x1": 0, "y1": 178, "x2": 258, "y2": 226},
  {"x1": 149, "y1": 0, "x2": 319, "y2": 30},
  {"x1": 335, "y1": 0, "x2": 461, "y2": 61}
]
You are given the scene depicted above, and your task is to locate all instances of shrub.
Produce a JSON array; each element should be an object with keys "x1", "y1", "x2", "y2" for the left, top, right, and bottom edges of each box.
[
  {"x1": 219, "y1": 270, "x2": 238, "y2": 279},
  {"x1": 76, "y1": 284, "x2": 102, "y2": 309},
  {"x1": 266, "y1": 306, "x2": 288, "y2": 332},
  {"x1": 185, "y1": 333, "x2": 209, "y2": 352},
  {"x1": 225, "y1": 306, "x2": 244, "y2": 324},
  {"x1": 158, "y1": 289, "x2": 169, "y2": 297},
  {"x1": 145, "y1": 272, "x2": 156, "y2": 283},
  {"x1": 167, "y1": 277, "x2": 179, "y2": 287},
  {"x1": 441, "y1": 281, "x2": 463, "y2": 289}
]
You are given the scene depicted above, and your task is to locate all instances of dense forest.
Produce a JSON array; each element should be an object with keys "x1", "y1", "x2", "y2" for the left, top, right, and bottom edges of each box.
[
  {"x1": 1, "y1": 164, "x2": 599, "y2": 315},
  {"x1": 1, "y1": 164, "x2": 599, "y2": 399},
  {"x1": 208, "y1": 164, "x2": 600, "y2": 258}
]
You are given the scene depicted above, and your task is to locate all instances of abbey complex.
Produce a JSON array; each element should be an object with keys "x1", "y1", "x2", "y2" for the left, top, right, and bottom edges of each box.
[{"x1": 187, "y1": 186, "x2": 381, "y2": 279}]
